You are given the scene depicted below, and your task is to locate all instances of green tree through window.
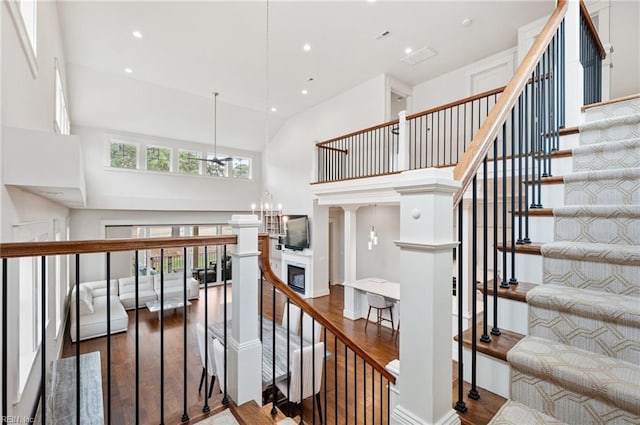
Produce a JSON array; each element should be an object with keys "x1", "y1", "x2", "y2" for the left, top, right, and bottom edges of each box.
[
  {"x1": 179, "y1": 151, "x2": 200, "y2": 174},
  {"x1": 110, "y1": 142, "x2": 137, "y2": 169},
  {"x1": 147, "y1": 146, "x2": 170, "y2": 171},
  {"x1": 232, "y1": 158, "x2": 251, "y2": 178}
]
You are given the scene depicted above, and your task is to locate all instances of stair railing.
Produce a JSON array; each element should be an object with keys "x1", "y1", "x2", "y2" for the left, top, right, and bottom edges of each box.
[
  {"x1": 258, "y1": 234, "x2": 395, "y2": 425},
  {"x1": 452, "y1": 0, "x2": 568, "y2": 414},
  {"x1": 0, "y1": 235, "x2": 236, "y2": 424},
  {"x1": 579, "y1": 0, "x2": 606, "y2": 105}
]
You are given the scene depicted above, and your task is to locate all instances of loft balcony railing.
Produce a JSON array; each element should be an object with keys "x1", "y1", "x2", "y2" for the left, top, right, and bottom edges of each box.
[
  {"x1": 579, "y1": 0, "x2": 606, "y2": 105},
  {"x1": 0, "y1": 232, "x2": 393, "y2": 424}
]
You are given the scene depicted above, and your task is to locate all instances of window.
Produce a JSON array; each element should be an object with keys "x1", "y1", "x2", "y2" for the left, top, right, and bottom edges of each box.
[
  {"x1": 110, "y1": 141, "x2": 137, "y2": 169},
  {"x1": 178, "y1": 150, "x2": 201, "y2": 174},
  {"x1": 232, "y1": 157, "x2": 251, "y2": 179},
  {"x1": 146, "y1": 146, "x2": 171, "y2": 172},
  {"x1": 54, "y1": 61, "x2": 70, "y2": 135},
  {"x1": 7, "y1": 0, "x2": 37, "y2": 75},
  {"x1": 19, "y1": 0, "x2": 37, "y2": 55},
  {"x1": 205, "y1": 154, "x2": 227, "y2": 177}
]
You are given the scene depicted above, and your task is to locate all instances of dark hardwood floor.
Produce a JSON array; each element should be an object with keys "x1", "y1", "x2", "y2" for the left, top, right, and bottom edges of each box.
[{"x1": 61, "y1": 283, "x2": 504, "y2": 424}]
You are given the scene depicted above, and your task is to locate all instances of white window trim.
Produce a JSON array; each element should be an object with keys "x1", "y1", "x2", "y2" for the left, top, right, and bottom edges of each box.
[
  {"x1": 6, "y1": 0, "x2": 38, "y2": 78},
  {"x1": 107, "y1": 139, "x2": 139, "y2": 169},
  {"x1": 145, "y1": 145, "x2": 173, "y2": 172},
  {"x1": 178, "y1": 149, "x2": 202, "y2": 175}
]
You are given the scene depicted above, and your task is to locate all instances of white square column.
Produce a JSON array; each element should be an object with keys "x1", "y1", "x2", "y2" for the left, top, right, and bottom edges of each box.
[
  {"x1": 391, "y1": 169, "x2": 461, "y2": 425},
  {"x1": 228, "y1": 215, "x2": 262, "y2": 406},
  {"x1": 564, "y1": 0, "x2": 584, "y2": 128},
  {"x1": 342, "y1": 206, "x2": 360, "y2": 319}
]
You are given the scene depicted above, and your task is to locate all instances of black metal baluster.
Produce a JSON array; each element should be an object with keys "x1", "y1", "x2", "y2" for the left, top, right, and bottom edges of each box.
[
  {"x1": 202, "y1": 247, "x2": 210, "y2": 413},
  {"x1": 323, "y1": 328, "x2": 327, "y2": 425},
  {"x1": 354, "y1": 352, "x2": 357, "y2": 424},
  {"x1": 455, "y1": 203, "x2": 467, "y2": 413},
  {"x1": 448, "y1": 107, "x2": 452, "y2": 165},
  {"x1": 535, "y1": 62, "x2": 543, "y2": 208},
  {"x1": 286, "y1": 299, "x2": 291, "y2": 416},
  {"x1": 260, "y1": 271, "x2": 263, "y2": 342},
  {"x1": 510, "y1": 108, "x2": 518, "y2": 286},
  {"x1": 371, "y1": 366, "x2": 375, "y2": 424},
  {"x1": 386, "y1": 379, "x2": 390, "y2": 425},
  {"x1": 40, "y1": 256, "x2": 46, "y2": 425},
  {"x1": 469, "y1": 177, "x2": 480, "y2": 400},
  {"x1": 271, "y1": 282, "x2": 277, "y2": 415},
  {"x1": 344, "y1": 345, "x2": 348, "y2": 422},
  {"x1": 491, "y1": 140, "x2": 502, "y2": 337},
  {"x1": 501, "y1": 123, "x2": 510, "y2": 290},
  {"x1": 560, "y1": 20, "x2": 566, "y2": 128},
  {"x1": 2, "y1": 259, "x2": 7, "y2": 423},
  {"x1": 135, "y1": 251, "x2": 140, "y2": 425},
  {"x1": 159, "y1": 249, "x2": 165, "y2": 423},
  {"x1": 222, "y1": 245, "x2": 229, "y2": 406},
  {"x1": 299, "y1": 318, "x2": 304, "y2": 425},
  {"x1": 481, "y1": 158, "x2": 491, "y2": 344},
  {"x1": 436, "y1": 111, "x2": 440, "y2": 166},
  {"x1": 181, "y1": 247, "x2": 189, "y2": 423},
  {"x1": 334, "y1": 338, "x2": 338, "y2": 425},
  {"x1": 363, "y1": 358, "x2": 367, "y2": 425},
  {"x1": 379, "y1": 374, "x2": 383, "y2": 425},
  {"x1": 517, "y1": 95, "x2": 525, "y2": 245},
  {"x1": 530, "y1": 70, "x2": 538, "y2": 209},
  {"x1": 106, "y1": 253, "x2": 112, "y2": 424},
  {"x1": 75, "y1": 255, "x2": 81, "y2": 423},
  {"x1": 312, "y1": 322, "x2": 317, "y2": 424},
  {"x1": 524, "y1": 82, "x2": 532, "y2": 244}
]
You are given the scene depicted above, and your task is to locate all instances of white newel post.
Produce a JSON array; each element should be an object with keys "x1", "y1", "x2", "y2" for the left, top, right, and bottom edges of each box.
[
  {"x1": 391, "y1": 169, "x2": 461, "y2": 425},
  {"x1": 564, "y1": 0, "x2": 584, "y2": 127},
  {"x1": 228, "y1": 215, "x2": 262, "y2": 405}
]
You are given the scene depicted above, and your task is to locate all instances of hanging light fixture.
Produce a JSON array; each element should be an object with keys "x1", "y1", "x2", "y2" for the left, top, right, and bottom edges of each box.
[
  {"x1": 368, "y1": 205, "x2": 379, "y2": 250},
  {"x1": 194, "y1": 92, "x2": 232, "y2": 166}
]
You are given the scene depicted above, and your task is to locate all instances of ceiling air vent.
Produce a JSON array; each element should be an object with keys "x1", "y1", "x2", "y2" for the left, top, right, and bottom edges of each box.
[{"x1": 401, "y1": 46, "x2": 437, "y2": 65}]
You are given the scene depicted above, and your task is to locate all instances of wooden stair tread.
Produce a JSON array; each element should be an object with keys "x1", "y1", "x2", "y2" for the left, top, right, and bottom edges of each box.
[
  {"x1": 232, "y1": 401, "x2": 290, "y2": 425},
  {"x1": 452, "y1": 364, "x2": 507, "y2": 425},
  {"x1": 454, "y1": 323, "x2": 525, "y2": 362},
  {"x1": 512, "y1": 208, "x2": 553, "y2": 217},
  {"x1": 559, "y1": 126, "x2": 579, "y2": 136},
  {"x1": 488, "y1": 148, "x2": 572, "y2": 163},
  {"x1": 476, "y1": 280, "x2": 537, "y2": 303},
  {"x1": 496, "y1": 243, "x2": 542, "y2": 255},
  {"x1": 581, "y1": 93, "x2": 640, "y2": 111}
]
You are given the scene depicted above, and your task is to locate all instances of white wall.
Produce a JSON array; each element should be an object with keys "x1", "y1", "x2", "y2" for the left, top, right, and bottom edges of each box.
[
  {"x1": 1, "y1": 1, "x2": 71, "y2": 418},
  {"x1": 355, "y1": 205, "x2": 400, "y2": 282},
  {"x1": 67, "y1": 63, "x2": 285, "y2": 153},
  {"x1": 609, "y1": 0, "x2": 640, "y2": 98},
  {"x1": 75, "y1": 125, "x2": 262, "y2": 211}
]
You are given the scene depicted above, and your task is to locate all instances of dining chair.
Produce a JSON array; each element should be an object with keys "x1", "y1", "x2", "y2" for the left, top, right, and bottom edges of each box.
[
  {"x1": 196, "y1": 323, "x2": 217, "y2": 398},
  {"x1": 365, "y1": 293, "x2": 395, "y2": 331},
  {"x1": 302, "y1": 312, "x2": 323, "y2": 343},
  {"x1": 275, "y1": 342, "x2": 325, "y2": 424},
  {"x1": 212, "y1": 337, "x2": 226, "y2": 394},
  {"x1": 282, "y1": 302, "x2": 301, "y2": 335}
]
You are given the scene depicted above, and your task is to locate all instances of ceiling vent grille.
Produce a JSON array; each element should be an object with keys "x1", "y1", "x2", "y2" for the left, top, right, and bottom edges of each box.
[{"x1": 401, "y1": 46, "x2": 437, "y2": 65}]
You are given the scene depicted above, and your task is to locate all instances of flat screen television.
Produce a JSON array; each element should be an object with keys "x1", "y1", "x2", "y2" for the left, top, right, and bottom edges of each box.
[{"x1": 283, "y1": 215, "x2": 310, "y2": 251}]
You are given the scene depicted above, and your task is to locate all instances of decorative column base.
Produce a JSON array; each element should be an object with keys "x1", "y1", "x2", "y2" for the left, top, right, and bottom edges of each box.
[{"x1": 227, "y1": 337, "x2": 262, "y2": 406}]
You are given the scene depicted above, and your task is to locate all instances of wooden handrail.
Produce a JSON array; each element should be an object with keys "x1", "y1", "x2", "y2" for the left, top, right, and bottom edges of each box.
[
  {"x1": 453, "y1": 0, "x2": 568, "y2": 206},
  {"x1": 580, "y1": 0, "x2": 606, "y2": 59},
  {"x1": 406, "y1": 86, "x2": 506, "y2": 121},
  {"x1": 0, "y1": 235, "x2": 237, "y2": 258},
  {"x1": 257, "y1": 234, "x2": 396, "y2": 383},
  {"x1": 316, "y1": 119, "x2": 399, "y2": 147}
]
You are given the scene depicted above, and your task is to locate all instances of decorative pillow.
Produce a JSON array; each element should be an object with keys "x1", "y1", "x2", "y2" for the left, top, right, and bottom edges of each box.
[{"x1": 78, "y1": 285, "x2": 94, "y2": 315}]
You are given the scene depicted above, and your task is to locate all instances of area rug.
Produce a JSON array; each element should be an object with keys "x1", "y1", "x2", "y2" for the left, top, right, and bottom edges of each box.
[{"x1": 194, "y1": 409, "x2": 240, "y2": 425}]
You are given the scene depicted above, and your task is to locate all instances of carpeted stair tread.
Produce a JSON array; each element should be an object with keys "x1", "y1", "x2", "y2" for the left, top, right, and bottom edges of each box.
[
  {"x1": 552, "y1": 205, "x2": 640, "y2": 246},
  {"x1": 527, "y1": 285, "x2": 640, "y2": 327},
  {"x1": 488, "y1": 400, "x2": 568, "y2": 425},
  {"x1": 572, "y1": 137, "x2": 640, "y2": 171},
  {"x1": 527, "y1": 285, "x2": 640, "y2": 363},
  {"x1": 507, "y1": 336, "x2": 640, "y2": 416},
  {"x1": 563, "y1": 167, "x2": 640, "y2": 205},
  {"x1": 579, "y1": 113, "x2": 640, "y2": 145},
  {"x1": 541, "y1": 241, "x2": 640, "y2": 266}
]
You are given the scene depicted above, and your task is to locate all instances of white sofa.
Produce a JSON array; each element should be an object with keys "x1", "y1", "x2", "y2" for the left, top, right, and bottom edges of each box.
[
  {"x1": 152, "y1": 272, "x2": 200, "y2": 302},
  {"x1": 70, "y1": 280, "x2": 128, "y2": 342},
  {"x1": 118, "y1": 275, "x2": 158, "y2": 310}
]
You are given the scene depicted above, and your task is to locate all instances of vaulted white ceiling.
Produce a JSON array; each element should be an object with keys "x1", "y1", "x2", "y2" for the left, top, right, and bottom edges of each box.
[{"x1": 58, "y1": 1, "x2": 554, "y2": 150}]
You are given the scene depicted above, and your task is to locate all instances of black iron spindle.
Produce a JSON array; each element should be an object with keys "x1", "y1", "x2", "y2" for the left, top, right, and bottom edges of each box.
[
  {"x1": 271, "y1": 282, "x2": 277, "y2": 415},
  {"x1": 2, "y1": 259, "x2": 7, "y2": 423},
  {"x1": 106, "y1": 252, "x2": 112, "y2": 424},
  {"x1": 510, "y1": 108, "x2": 518, "y2": 285},
  {"x1": 159, "y1": 249, "x2": 165, "y2": 423},
  {"x1": 181, "y1": 247, "x2": 189, "y2": 423},
  {"x1": 75, "y1": 255, "x2": 80, "y2": 423},
  {"x1": 455, "y1": 203, "x2": 467, "y2": 413},
  {"x1": 40, "y1": 256, "x2": 46, "y2": 425},
  {"x1": 501, "y1": 123, "x2": 510, "y2": 290},
  {"x1": 222, "y1": 245, "x2": 229, "y2": 406},
  {"x1": 481, "y1": 158, "x2": 491, "y2": 344},
  {"x1": 202, "y1": 247, "x2": 209, "y2": 413},
  {"x1": 491, "y1": 140, "x2": 501, "y2": 337},
  {"x1": 469, "y1": 177, "x2": 480, "y2": 400}
]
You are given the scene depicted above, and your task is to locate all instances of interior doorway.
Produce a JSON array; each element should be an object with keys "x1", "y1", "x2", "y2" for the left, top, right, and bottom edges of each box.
[
  {"x1": 390, "y1": 91, "x2": 407, "y2": 119},
  {"x1": 328, "y1": 207, "x2": 344, "y2": 285}
]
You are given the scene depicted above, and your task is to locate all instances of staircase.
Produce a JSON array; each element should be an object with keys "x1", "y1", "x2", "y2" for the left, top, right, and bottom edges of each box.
[{"x1": 490, "y1": 95, "x2": 640, "y2": 424}]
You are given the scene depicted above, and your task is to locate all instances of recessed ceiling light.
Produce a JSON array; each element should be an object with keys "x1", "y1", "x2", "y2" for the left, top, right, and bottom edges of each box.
[
  {"x1": 303, "y1": 43, "x2": 311, "y2": 52},
  {"x1": 124, "y1": 67, "x2": 133, "y2": 73},
  {"x1": 132, "y1": 30, "x2": 143, "y2": 38},
  {"x1": 404, "y1": 47, "x2": 413, "y2": 55},
  {"x1": 301, "y1": 89, "x2": 308, "y2": 95},
  {"x1": 271, "y1": 107, "x2": 277, "y2": 112},
  {"x1": 462, "y1": 18, "x2": 472, "y2": 27}
]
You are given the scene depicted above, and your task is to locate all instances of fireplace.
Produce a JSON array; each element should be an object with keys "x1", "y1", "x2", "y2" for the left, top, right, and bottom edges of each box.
[{"x1": 287, "y1": 265, "x2": 305, "y2": 294}]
